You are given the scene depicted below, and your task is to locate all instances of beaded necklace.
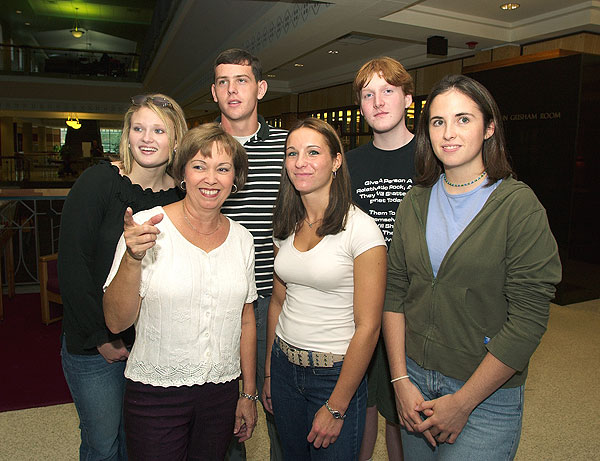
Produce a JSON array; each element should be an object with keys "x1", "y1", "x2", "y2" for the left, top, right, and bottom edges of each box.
[{"x1": 443, "y1": 171, "x2": 487, "y2": 188}]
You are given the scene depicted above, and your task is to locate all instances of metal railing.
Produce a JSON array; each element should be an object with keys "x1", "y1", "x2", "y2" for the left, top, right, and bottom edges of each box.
[
  {"x1": 1, "y1": 194, "x2": 65, "y2": 287},
  {"x1": 0, "y1": 43, "x2": 140, "y2": 81}
]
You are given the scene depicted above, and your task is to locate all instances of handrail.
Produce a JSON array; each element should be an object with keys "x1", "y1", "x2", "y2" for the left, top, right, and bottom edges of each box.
[
  {"x1": 0, "y1": 42, "x2": 139, "y2": 58},
  {"x1": 0, "y1": 43, "x2": 140, "y2": 81}
]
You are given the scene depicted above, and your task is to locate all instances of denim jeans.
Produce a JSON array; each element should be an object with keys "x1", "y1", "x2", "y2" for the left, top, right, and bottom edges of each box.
[
  {"x1": 401, "y1": 357, "x2": 523, "y2": 461},
  {"x1": 270, "y1": 339, "x2": 367, "y2": 460},
  {"x1": 61, "y1": 336, "x2": 128, "y2": 461},
  {"x1": 226, "y1": 296, "x2": 283, "y2": 461}
]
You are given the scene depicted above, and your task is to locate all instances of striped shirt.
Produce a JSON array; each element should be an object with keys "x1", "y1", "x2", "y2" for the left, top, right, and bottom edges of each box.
[{"x1": 220, "y1": 115, "x2": 287, "y2": 297}]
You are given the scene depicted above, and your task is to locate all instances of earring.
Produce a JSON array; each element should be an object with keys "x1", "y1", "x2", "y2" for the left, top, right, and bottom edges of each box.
[
  {"x1": 332, "y1": 170, "x2": 337, "y2": 178},
  {"x1": 231, "y1": 184, "x2": 238, "y2": 194},
  {"x1": 180, "y1": 180, "x2": 186, "y2": 191}
]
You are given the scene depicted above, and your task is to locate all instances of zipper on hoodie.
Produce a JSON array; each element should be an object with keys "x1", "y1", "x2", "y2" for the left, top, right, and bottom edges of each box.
[{"x1": 424, "y1": 276, "x2": 437, "y2": 359}]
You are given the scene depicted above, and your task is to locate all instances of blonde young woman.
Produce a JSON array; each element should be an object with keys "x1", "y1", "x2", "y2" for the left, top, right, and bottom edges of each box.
[
  {"x1": 262, "y1": 118, "x2": 387, "y2": 460},
  {"x1": 58, "y1": 94, "x2": 187, "y2": 460},
  {"x1": 103, "y1": 124, "x2": 258, "y2": 460}
]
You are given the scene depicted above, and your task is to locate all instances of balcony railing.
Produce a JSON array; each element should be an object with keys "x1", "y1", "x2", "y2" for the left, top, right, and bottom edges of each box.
[{"x1": 0, "y1": 43, "x2": 140, "y2": 82}]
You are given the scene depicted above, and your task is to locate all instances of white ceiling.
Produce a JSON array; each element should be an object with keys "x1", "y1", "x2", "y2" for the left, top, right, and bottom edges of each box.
[{"x1": 142, "y1": 0, "x2": 599, "y2": 116}]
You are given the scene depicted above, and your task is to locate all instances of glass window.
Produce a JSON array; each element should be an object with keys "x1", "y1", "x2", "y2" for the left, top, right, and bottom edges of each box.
[{"x1": 100, "y1": 129, "x2": 122, "y2": 154}]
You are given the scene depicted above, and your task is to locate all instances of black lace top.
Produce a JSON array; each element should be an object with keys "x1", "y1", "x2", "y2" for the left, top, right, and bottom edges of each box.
[{"x1": 58, "y1": 161, "x2": 184, "y2": 354}]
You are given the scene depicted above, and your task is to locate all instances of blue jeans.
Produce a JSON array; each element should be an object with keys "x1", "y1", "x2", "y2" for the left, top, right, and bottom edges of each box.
[
  {"x1": 270, "y1": 340, "x2": 367, "y2": 460},
  {"x1": 401, "y1": 357, "x2": 523, "y2": 461},
  {"x1": 226, "y1": 296, "x2": 283, "y2": 461},
  {"x1": 61, "y1": 336, "x2": 128, "y2": 461}
]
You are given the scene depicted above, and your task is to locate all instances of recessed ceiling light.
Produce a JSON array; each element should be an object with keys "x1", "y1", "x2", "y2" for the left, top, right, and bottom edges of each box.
[
  {"x1": 294, "y1": 63, "x2": 304, "y2": 67},
  {"x1": 25, "y1": 22, "x2": 31, "y2": 26},
  {"x1": 16, "y1": 10, "x2": 22, "y2": 14},
  {"x1": 500, "y1": 3, "x2": 520, "y2": 10},
  {"x1": 328, "y1": 50, "x2": 339, "y2": 54}
]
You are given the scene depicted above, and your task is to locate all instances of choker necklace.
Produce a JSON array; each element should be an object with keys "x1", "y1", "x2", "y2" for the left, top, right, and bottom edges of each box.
[
  {"x1": 305, "y1": 217, "x2": 322, "y2": 228},
  {"x1": 182, "y1": 202, "x2": 222, "y2": 236},
  {"x1": 443, "y1": 171, "x2": 487, "y2": 188}
]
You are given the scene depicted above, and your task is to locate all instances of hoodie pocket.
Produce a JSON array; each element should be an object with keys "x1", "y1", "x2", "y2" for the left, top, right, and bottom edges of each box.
[{"x1": 432, "y1": 281, "x2": 488, "y2": 357}]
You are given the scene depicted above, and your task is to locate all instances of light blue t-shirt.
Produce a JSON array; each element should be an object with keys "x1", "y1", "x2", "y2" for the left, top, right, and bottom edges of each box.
[{"x1": 426, "y1": 175, "x2": 500, "y2": 277}]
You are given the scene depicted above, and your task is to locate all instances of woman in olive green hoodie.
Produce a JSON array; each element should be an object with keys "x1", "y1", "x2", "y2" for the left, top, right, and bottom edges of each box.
[{"x1": 383, "y1": 75, "x2": 561, "y2": 460}]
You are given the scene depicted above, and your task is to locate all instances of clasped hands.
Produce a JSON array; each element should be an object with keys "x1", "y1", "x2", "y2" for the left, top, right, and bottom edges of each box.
[
  {"x1": 123, "y1": 207, "x2": 163, "y2": 261},
  {"x1": 395, "y1": 379, "x2": 472, "y2": 447}
]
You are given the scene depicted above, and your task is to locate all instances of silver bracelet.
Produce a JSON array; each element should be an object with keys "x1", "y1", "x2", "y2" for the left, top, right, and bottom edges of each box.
[
  {"x1": 390, "y1": 375, "x2": 410, "y2": 383},
  {"x1": 239, "y1": 392, "x2": 259, "y2": 401}
]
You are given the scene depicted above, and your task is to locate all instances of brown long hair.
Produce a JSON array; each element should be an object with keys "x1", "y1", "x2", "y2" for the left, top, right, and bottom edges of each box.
[
  {"x1": 273, "y1": 118, "x2": 352, "y2": 240},
  {"x1": 415, "y1": 74, "x2": 514, "y2": 187}
]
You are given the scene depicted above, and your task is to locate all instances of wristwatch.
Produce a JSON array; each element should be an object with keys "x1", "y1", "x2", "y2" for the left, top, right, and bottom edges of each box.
[{"x1": 325, "y1": 400, "x2": 346, "y2": 420}]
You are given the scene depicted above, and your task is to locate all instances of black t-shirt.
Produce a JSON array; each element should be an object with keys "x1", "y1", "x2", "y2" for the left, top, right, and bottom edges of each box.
[{"x1": 346, "y1": 139, "x2": 415, "y2": 245}]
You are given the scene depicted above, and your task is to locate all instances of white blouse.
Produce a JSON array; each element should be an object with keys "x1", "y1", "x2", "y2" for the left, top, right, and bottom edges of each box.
[{"x1": 105, "y1": 206, "x2": 257, "y2": 387}]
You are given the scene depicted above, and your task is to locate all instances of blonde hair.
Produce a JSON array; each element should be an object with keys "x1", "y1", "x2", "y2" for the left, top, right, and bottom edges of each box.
[{"x1": 118, "y1": 93, "x2": 187, "y2": 174}]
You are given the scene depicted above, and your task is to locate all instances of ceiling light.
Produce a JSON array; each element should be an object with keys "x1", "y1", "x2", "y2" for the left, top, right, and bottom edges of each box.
[
  {"x1": 24, "y1": 22, "x2": 31, "y2": 26},
  {"x1": 16, "y1": 10, "x2": 22, "y2": 14},
  {"x1": 328, "y1": 50, "x2": 339, "y2": 54},
  {"x1": 294, "y1": 63, "x2": 304, "y2": 67},
  {"x1": 66, "y1": 114, "x2": 81, "y2": 130},
  {"x1": 71, "y1": 7, "x2": 85, "y2": 38},
  {"x1": 500, "y1": 3, "x2": 520, "y2": 10},
  {"x1": 267, "y1": 74, "x2": 276, "y2": 78}
]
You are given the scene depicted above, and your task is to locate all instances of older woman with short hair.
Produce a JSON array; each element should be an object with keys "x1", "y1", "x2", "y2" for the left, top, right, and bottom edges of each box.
[{"x1": 103, "y1": 123, "x2": 258, "y2": 460}]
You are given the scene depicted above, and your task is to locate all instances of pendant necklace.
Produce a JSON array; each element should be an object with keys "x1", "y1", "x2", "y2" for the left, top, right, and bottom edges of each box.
[
  {"x1": 182, "y1": 202, "x2": 222, "y2": 236},
  {"x1": 305, "y1": 217, "x2": 322, "y2": 228}
]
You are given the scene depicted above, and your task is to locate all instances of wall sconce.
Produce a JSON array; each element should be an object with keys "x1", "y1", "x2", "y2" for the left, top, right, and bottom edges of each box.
[
  {"x1": 66, "y1": 113, "x2": 81, "y2": 129},
  {"x1": 71, "y1": 7, "x2": 85, "y2": 38}
]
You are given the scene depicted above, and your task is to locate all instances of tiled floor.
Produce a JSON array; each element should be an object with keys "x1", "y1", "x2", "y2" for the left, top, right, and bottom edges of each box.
[{"x1": 1, "y1": 299, "x2": 598, "y2": 460}]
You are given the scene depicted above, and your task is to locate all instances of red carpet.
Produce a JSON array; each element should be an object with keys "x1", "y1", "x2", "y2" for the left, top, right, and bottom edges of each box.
[{"x1": 0, "y1": 293, "x2": 72, "y2": 412}]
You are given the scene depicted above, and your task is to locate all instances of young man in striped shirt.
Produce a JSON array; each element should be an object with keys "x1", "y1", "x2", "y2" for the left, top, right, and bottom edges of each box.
[{"x1": 212, "y1": 48, "x2": 286, "y2": 461}]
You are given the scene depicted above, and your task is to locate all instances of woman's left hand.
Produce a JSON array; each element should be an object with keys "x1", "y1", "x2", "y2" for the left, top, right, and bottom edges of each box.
[
  {"x1": 233, "y1": 397, "x2": 258, "y2": 443},
  {"x1": 307, "y1": 405, "x2": 344, "y2": 449},
  {"x1": 414, "y1": 393, "x2": 471, "y2": 444}
]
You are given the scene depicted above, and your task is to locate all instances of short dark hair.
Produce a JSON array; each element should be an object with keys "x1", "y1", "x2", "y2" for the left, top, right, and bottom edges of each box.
[
  {"x1": 415, "y1": 74, "x2": 514, "y2": 187},
  {"x1": 172, "y1": 123, "x2": 248, "y2": 192},
  {"x1": 213, "y1": 48, "x2": 262, "y2": 83},
  {"x1": 273, "y1": 118, "x2": 352, "y2": 240},
  {"x1": 353, "y1": 57, "x2": 414, "y2": 104}
]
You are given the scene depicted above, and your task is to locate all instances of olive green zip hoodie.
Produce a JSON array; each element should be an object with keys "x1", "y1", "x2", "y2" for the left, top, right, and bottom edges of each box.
[{"x1": 384, "y1": 177, "x2": 561, "y2": 387}]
